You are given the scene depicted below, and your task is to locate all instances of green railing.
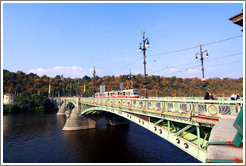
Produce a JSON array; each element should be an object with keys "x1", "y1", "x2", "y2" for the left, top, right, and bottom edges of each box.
[
  {"x1": 61, "y1": 97, "x2": 243, "y2": 122},
  {"x1": 149, "y1": 97, "x2": 243, "y2": 101}
]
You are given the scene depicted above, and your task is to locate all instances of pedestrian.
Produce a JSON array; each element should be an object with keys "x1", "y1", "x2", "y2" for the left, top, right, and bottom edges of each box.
[
  {"x1": 236, "y1": 93, "x2": 240, "y2": 100},
  {"x1": 231, "y1": 93, "x2": 236, "y2": 100},
  {"x1": 213, "y1": 93, "x2": 217, "y2": 100},
  {"x1": 204, "y1": 92, "x2": 209, "y2": 100},
  {"x1": 209, "y1": 92, "x2": 214, "y2": 100}
]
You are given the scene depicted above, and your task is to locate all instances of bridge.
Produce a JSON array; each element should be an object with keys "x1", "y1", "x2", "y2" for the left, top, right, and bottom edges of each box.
[{"x1": 54, "y1": 97, "x2": 243, "y2": 163}]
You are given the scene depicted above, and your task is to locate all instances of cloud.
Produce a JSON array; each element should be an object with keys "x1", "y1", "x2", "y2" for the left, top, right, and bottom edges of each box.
[
  {"x1": 226, "y1": 72, "x2": 240, "y2": 78},
  {"x1": 170, "y1": 68, "x2": 177, "y2": 71},
  {"x1": 29, "y1": 66, "x2": 94, "y2": 78},
  {"x1": 186, "y1": 69, "x2": 199, "y2": 73}
]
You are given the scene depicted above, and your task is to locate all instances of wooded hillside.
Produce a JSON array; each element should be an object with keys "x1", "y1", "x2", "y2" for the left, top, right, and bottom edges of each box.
[{"x1": 3, "y1": 69, "x2": 243, "y2": 97}]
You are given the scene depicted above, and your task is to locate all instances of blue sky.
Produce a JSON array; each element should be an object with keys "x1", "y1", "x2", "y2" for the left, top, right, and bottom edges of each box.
[{"x1": 3, "y1": 2, "x2": 244, "y2": 79}]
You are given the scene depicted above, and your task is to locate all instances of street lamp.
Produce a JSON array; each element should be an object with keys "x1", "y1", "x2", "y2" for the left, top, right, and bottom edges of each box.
[
  {"x1": 195, "y1": 43, "x2": 209, "y2": 81},
  {"x1": 93, "y1": 66, "x2": 96, "y2": 94},
  {"x1": 77, "y1": 80, "x2": 80, "y2": 96},
  {"x1": 139, "y1": 30, "x2": 150, "y2": 98}
]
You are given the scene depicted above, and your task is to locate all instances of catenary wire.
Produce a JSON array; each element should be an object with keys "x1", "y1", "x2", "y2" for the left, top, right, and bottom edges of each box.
[
  {"x1": 113, "y1": 35, "x2": 243, "y2": 74},
  {"x1": 149, "y1": 52, "x2": 242, "y2": 74},
  {"x1": 162, "y1": 60, "x2": 242, "y2": 76}
]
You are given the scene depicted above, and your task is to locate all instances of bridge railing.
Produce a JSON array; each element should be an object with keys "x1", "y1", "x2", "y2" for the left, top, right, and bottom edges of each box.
[
  {"x1": 149, "y1": 97, "x2": 243, "y2": 101},
  {"x1": 76, "y1": 97, "x2": 243, "y2": 120}
]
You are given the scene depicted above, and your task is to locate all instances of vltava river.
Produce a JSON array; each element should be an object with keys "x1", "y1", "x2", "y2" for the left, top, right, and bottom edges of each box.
[{"x1": 3, "y1": 113, "x2": 200, "y2": 163}]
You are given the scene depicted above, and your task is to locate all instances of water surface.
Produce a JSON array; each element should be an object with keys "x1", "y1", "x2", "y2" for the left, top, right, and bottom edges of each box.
[{"x1": 3, "y1": 113, "x2": 200, "y2": 163}]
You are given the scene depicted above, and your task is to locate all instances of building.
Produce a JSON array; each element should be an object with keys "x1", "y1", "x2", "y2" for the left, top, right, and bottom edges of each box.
[
  {"x1": 3, "y1": 93, "x2": 15, "y2": 105},
  {"x1": 229, "y1": 9, "x2": 243, "y2": 31}
]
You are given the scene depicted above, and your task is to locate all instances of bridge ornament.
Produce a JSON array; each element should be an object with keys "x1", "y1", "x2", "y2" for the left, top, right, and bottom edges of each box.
[
  {"x1": 208, "y1": 105, "x2": 218, "y2": 116},
  {"x1": 173, "y1": 103, "x2": 179, "y2": 112}
]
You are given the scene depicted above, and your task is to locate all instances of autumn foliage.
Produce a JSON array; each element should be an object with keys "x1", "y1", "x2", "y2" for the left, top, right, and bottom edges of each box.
[{"x1": 3, "y1": 69, "x2": 243, "y2": 97}]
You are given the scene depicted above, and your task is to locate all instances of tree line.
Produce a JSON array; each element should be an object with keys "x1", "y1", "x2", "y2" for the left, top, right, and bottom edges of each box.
[
  {"x1": 3, "y1": 93, "x2": 57, "y2": 113},
  {"x1": 3, "y1": 69, "x2": 243, "y2": 99}
]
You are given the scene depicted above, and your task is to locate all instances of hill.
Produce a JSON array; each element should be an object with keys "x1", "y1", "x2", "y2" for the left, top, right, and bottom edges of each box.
[{"x1": 3, "y1": 69, "x2": 243, "y2": 97}]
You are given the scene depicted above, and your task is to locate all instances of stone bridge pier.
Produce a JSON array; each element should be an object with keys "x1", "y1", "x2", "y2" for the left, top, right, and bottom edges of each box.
[
  {"x1": 57, "y1": 99, "x2": 66, "y2": 116},
  {"x1": 61, "y1": 98, "x2": 130, "y2": 131},
  {"x1": 62, "y1": 98, "x2": 96, "y2": 130}
]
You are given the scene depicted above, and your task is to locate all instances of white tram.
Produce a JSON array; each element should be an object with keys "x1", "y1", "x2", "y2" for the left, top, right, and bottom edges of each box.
[{"x1": 95, "y1": 89, "x2": 139, "y2": 99}]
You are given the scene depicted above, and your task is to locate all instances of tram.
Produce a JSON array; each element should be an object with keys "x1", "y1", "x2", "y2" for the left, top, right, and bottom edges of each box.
[{"x1": 95, "y1": 89, "x2": 140, "y2": 99}]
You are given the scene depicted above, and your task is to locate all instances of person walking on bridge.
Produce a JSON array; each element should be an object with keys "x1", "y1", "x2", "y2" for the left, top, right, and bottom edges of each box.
[{"x1": 204, "y1": 92, "x2": 209, "y2": 100}]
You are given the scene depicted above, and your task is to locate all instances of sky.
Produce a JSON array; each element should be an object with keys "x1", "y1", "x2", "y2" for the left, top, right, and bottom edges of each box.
[{"x1": 2, "y1": 2, "x2": 244, "y2": 79}]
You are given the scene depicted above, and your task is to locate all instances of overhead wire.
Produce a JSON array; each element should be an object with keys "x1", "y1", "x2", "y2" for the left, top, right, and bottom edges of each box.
[
  {"x1": 113, "y1": 35, "x2": 243, "y2": 74},
  {"x1": 113, "y1": 57, "x2": 143, "y2": 74},
  {"x1": 162, "y1": 60, "x2": 242, "y2": 76},
  {"x1": 149, "y1": 52, "x2": 242, "y2": 74},
  {"x1": 202, "y1": 35, "x2": 243, "y2": 46},
  {"x1": 148, "y1": 35, "x2": 243, "y2": 57}
]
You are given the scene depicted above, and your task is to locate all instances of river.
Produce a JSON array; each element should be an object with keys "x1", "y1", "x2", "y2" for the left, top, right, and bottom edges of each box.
[{"x1": 3, "y1": 112, "x2": 200, "y2": 163}]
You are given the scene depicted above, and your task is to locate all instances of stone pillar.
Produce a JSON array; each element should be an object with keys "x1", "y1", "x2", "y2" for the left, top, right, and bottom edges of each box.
[
  {"x1": 62, "y1": 98, "x2": 96, "y2": 131},
  {"x1": 57, "y1": 102, "x2": 66, "y2": 116},
  {"x1": 56, "y1": 98, "x2": 62, "y2": 108}
]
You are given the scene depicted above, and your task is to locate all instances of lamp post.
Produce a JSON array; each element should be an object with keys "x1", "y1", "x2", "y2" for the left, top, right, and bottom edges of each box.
[
  {"x1": 139, "y1": 30, "x2": 149, "y2": 98},
  {"x1": 195, "y1": 43, "x2": 209, "y2": 81},
  {"x1": 93, "y1": 66, "x2": 96, "y2": 94},
  {"x1": 77, "y1": 80, "x2": 80, "y2": 96}
]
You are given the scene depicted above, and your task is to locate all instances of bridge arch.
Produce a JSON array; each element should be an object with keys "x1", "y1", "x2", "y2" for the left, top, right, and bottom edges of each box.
[
  {"x1": 80, "y1": 106, "x2": 206, "y2": 162},
  {"x1": 57, "y1": 98, "x2": 76, "y2": 116}
]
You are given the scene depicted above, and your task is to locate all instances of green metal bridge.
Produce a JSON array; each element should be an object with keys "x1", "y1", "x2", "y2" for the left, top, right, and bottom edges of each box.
[{"x1": 55, "y1": 97, "x2": 243, "y2": 163}]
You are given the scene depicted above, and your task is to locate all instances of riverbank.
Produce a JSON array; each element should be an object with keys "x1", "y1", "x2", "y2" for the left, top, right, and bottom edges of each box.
[{"x1": 3, "y1": 93, "x2": 57, "y2": 113}]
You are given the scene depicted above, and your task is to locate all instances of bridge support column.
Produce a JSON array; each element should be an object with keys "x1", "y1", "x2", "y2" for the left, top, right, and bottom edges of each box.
[
  {"x1": 106, "y1": 114, "x2": 130, "y2": 126},
  {"x1": 54, "y1": 98, "x2": 62, "y2": 107},
  {"x1": 57, "y1": 101, "x2": 66, "y2": 116},
  {"x1": 62, "y1": 98, "x2": 96, "y2": 130}
]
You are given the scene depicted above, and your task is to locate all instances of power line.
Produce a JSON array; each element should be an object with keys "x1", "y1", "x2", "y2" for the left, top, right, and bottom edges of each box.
[
  {"x1": 113, "y1": 57, "x2": 143, "y2": 73},
  {"x1": 150, "y1": 52, "x2": 242, "y2": 74},
  {"x1": 113, "y1": 35, "x2": 242, "y2": 74},
  {"x1": 203, "y1": 35, "x2": 243, "y2": 46},
  {"x1": 205, "y1": 60, "x2": 242, "y2": 68},
  {"x1": 162, "y1": 65, "x2": 201, "y2": 76},
  {"x1": 162, "y1": 60, "x2": 242, "y2": 76},
  {"x1": 148, "y1": 35, "x2": 242, "y2": 57},
  {"x1": 206, "y1": 52, "x2": 242, "y2": 62},
  {"x1": 148, "y1": 46, "x2": 199, "y2": 57}
]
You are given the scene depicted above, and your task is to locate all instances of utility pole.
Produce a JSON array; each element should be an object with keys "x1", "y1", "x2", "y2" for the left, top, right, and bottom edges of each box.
[
  {"x1": 93, "y1": 66, "x2": 96, "y2": 93},
  {"x1": 139, "y1": 30, "x2": 150, "y2": 98},
  {"x1": 77, "y1": 79, "x2": 80, "y2": 96},
  {"x1": 195, "y1": 43, "x2": 209, "y2": 81},
  {"x1": 195, "y1": 43, "x2": 209, "y2": 94},
  {"x1": 84, "y1": 81, "x2": 86, "y2": 93},
  {"x1": 48, "y1": 80, "x2": 51, "y2": 98}
]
